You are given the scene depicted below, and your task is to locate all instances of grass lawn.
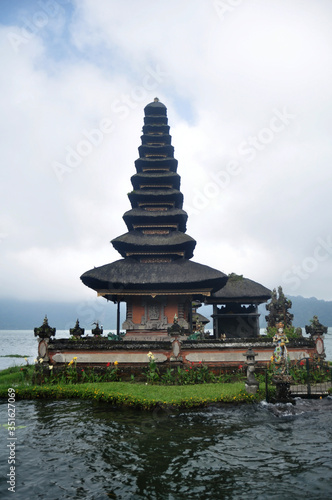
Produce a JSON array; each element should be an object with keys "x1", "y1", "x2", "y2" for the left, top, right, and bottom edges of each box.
[{"x1": 0, "y1": 366, "x2": 267, "y2": 409}]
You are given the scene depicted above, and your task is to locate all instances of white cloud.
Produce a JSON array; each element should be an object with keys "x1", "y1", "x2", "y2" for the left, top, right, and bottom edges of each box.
[{"x1": 0, "y1": 0, "x2": 332, "y2": 305}]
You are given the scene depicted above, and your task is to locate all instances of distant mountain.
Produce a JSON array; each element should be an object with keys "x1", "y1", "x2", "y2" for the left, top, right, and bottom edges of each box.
[
  {"x1": 0, "y1": 298, "x2": 124, "y2": 330},
  {"x1": 0, "y1": 295, "x2": 331, "y2": 330}
]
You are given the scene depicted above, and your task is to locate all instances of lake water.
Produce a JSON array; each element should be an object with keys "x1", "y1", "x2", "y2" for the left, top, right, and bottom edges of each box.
[
  {"x1": 1, "y1": 329, "x2": 332, "y2": 499},
  {"x1": 0, "y1": 397, "x2": 331, "y2": 499},
  {"x1": 1, "y1": 329, "x2": 332, "y2": 371}
]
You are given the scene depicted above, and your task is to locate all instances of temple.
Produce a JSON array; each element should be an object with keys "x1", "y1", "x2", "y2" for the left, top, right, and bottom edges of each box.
[
  {"x1": 38, "y1": 99, "x2": 320, "y2": 370},
  {"x1": 81, "y1": 98, "x2": 229, "y2": 338}
]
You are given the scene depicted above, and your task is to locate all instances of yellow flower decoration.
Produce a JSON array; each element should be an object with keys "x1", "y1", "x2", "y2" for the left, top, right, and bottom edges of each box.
[
  {"x1": 114, "y1": 361, "x2": 119, "y2": 366},
  {"x1": 73, "y1": 357, "x2": 78, "y2": 360}
]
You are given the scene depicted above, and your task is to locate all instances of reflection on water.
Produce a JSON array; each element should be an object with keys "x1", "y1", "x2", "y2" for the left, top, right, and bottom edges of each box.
[{"x1": 0, "y1": 398, "x2": 332, "y2": 499}]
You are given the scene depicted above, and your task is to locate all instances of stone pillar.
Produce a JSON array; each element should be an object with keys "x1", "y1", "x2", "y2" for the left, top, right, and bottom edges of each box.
[{"x1": 243, "y1": 347, "x2": 259, "y2": 394}]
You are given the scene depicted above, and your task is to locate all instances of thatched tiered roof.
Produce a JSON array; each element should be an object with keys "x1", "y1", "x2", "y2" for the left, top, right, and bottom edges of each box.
[
  {"x1": 81, "y1": 258, "x2": 227, "y2": 299},
  {"x1": 81, "y1": 99, "x2": 227, "y2": 297},
  {"x1": 208, "y1": 274, "x2": 271, "y2": 304}
]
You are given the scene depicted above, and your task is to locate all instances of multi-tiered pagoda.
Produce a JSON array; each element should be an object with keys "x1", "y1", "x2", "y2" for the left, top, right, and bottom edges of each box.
[
  {"x1": 81, "y1": 98, "x2": 227, "y2": 338},
  {"x1": 36, "y1": 99, "x2": 321, "y2": 371}
]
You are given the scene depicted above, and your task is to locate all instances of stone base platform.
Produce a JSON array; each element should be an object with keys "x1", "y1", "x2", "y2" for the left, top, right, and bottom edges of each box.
[{"x1": 39, "y1": 336, "x2": 317, "y2": 368}]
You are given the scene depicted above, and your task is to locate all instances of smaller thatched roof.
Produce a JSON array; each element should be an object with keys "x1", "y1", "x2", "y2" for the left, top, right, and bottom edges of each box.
[
  {"x1": 142, "y1": 123, "x2": 170, "y2": 135},
  {"x1": 144, "y1": 99, "x2": 167, "y2": 115},
  {"x1": 111, "y1": 230, "x2": 196, "y2": 259},
  {"x1": 123, "y1": 207, "x2": 188, "y2": 232},
  {"x1": 131, "y1": 171, "x2": 181, "y2": 190},
  {"x1": 128, "y1": 188, "x2": 183, "y2": 209},
  {"x1": 135, "y1": 157, "x2": 178, "y2": 172},
  {"x1": 208, "y1": 274, "x2": 271, "y2": 304},
  {"x1": 193, "y1": 312, "x2": 210, "y2": 325},
  {"x1": 138, "y1": 144, "x2": 174, "y2": 157}
]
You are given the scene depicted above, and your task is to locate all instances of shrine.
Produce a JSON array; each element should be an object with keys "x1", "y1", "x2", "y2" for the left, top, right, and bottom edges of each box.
[
  {"x1": 208, "y1": 273, "x2": 271, "y2": 338},
  {"x1": 38, "y1": 99, "x2": 319, "y2": 370}
]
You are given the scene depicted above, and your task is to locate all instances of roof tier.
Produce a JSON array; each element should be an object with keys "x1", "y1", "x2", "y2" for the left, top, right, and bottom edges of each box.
[
  {"x1": 130, "y1": 171, "x2": 181, "y2": 190},
  {"x1": 143, "y1": 100, "x2": 167, "y2": 116},
  {"x1": 134, "y1": 157, "x2": 178, "y2": 173},
  {"x1": 138, "y1": 144, "x2": 174, "y2": 158},
  {"x1": 142, "y1": 123, "x2": 170, "y2": 135},
  {"x1": 81, "y1": 258, "x2": 227, "y2": 296},
  {"x1": 127, "y1": 188, "x2": 183, "y2": 209},
  {"x1": 123, "y1": 207, "x2": 188, "y2": 232},
  {"x1": 112, "y1": 230, "x2": 196, "y2": 259},
  {"x1": 141, "y1": 133, "x2": 172, "y2": 145}
]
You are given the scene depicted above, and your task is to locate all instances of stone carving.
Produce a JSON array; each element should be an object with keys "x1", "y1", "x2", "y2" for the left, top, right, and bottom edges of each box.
[
  {"x1": 305, "y1": 316, "x2": 328, "y2": 338},
  {"x1": 141, "y1": 300, "x2": 168, "y2": 329},
  {"x1": 148, "y1": 303, "x2": 160, "y2": 320},
  {"x1": 122, "y1": 319, "x2": 135, "y2": 330},
  {"x1": 265, "y1": 286, "x2": 293, "y2": 328},
  {"x1": 70, "y1": 319, "x2": 85, "y2": 338},
  {"x1": 243, "y1": 347, "x2": 259, "y2": 394},
  {"x1": 92, "y1": 322, "x2": 103, "y2": 336},
  {"x1": 305, "y1": 316, "x2": 327, "y2": 360},
  {"x1": 34, "y1": 315, "x2": 56, "y2": 339},
  {"x1": 168, "y1": 314, "x2": 185, "y2": 336},
  {"x1": 122, "y1": 302, "x2": 136, "y2": 330}
]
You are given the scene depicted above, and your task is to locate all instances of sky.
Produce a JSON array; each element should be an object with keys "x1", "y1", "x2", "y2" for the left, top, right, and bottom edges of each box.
[{"x1": 1, "y1": 0, "x2": 332, "y2": 309}]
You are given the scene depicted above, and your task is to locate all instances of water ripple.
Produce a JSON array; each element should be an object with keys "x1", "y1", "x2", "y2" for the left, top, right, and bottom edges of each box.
[{"x1": 0, "y1": 398, "x2": 331, "y2": 499}]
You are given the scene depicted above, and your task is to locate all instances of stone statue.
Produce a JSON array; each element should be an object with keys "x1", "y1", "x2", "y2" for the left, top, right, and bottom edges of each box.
[
  {"x1": 272, "y1": 322, "x2": 289, "y2": 375},
  {"x1": 270, "y1": 322, "x2": 294, "y2": 403},
  {"x1": 265, "y1": 286, "x2": 293, "y2": 328}
]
